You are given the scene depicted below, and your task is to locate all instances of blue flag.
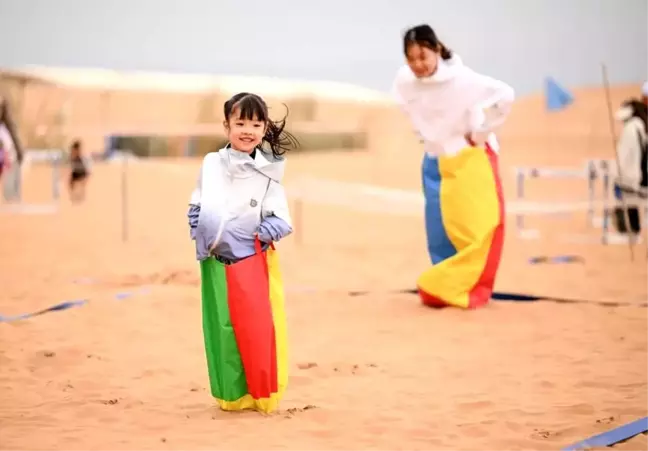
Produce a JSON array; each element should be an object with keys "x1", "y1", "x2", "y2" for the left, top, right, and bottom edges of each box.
[{"x1": 545, "y1": 77, "x2": 573, "y2": 111}]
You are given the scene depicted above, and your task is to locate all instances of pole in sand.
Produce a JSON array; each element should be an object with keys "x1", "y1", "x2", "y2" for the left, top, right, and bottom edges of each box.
[{"x1": 121, "y1": 150, "x2": 128, "y2": 243}]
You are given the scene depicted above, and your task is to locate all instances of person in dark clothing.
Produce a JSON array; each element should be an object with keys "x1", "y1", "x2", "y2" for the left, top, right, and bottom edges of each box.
[{"x1": 68, "y1": 140, "x2": 90, "y2": 203}]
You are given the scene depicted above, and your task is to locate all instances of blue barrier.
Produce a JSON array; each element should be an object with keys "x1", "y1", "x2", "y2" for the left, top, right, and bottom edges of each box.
[{"x1": 562, "y1": 417, "x2": 648, "y2": 450}]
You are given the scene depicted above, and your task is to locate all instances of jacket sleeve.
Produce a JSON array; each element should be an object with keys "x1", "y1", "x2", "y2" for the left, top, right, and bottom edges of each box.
[
  {"x1": 616, "y1": 120, "x2": 643, "y2": 191},
  {"x1": 258, "y1": 180, "x2": 293, "y2": 242},
  {"x1": 468, "y1": 71, "x2": 515, "y2": 134},
  {"x1": 189, "y1": 166, "x2": 201, "y2": 206},
  {"x1": 187, "y1": 167, "x2": 202, "y2": 240}
]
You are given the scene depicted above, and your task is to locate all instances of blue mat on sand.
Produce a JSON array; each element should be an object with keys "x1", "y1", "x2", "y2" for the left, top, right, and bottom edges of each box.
[{"x1": 562, "y1": 417, "x2": 648, "y2": 450}]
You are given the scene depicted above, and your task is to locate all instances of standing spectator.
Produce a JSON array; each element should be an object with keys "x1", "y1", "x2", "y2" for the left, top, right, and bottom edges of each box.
[
  {"x1": 0, "y1": 97, "x2": 24, "y2": 202},
  {"x1": 612, "y1": 98, "x2": 647, "y2": 234}
]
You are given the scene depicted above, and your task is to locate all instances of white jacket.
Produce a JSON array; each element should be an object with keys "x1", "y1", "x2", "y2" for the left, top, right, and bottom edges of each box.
[
  {"x1": 615, "y1": 115, "x2": 646, "y2": 197},
  {"x1": 392, "y1": 54, "x2": 514, "y2": 157},
  {"x1": 189, "y1": 146, "x2": 292, "y2": 261}
]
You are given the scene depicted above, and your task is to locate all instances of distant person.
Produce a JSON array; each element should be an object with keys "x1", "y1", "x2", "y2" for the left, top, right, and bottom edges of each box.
[
  {"x1": 0, "y1": 97, "x2": 24, "y2": 202},
  {"x1": 68, "y1": 140, "x2": 90, "y2": 203},
  {"x1": 0, "y1": 120, "x2": 20, "y2": 202},
  {"x1": 392, "y1": 24, "x2": 514, "y2": 310},
  {"x1": 612, "y1": 98, "x2": 647, "y2": 235}
]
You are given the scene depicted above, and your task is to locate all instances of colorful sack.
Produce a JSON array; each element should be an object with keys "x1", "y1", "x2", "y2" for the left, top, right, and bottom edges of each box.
[
  {"x1": 418, "y1": 144, "x2": 505, "y2": 309},
  {"x1": 200, "y1": 239, "x2": 288, "y2": 413}
]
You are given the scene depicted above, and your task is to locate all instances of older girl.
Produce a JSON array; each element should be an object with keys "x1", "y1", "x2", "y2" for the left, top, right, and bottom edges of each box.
[{"x1": 392, "y1": 24, "x2": 515, "y2": 309}]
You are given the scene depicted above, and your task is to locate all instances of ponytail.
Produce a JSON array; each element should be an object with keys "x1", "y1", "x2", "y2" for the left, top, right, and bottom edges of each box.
[
  {"x1": 438, "y1": 41, "x2": 453, "y2": 60},
  {"x1": 262, "y1": 104, "x2": 300, "y2": 159}
]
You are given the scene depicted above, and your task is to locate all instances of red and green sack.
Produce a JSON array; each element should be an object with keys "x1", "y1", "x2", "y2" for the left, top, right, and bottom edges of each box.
[{"x1": 200, "y1": 241, "x2": 288, "y2": 413}]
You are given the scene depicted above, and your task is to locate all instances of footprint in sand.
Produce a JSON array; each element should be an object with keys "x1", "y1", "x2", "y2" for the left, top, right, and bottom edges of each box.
[
  {"x1": 596, "y1": 415, "x2": 616, "y2": 424},
  {"x1": 296, "y1": 362, "x2": 380, "y2": 377},
  {"x1": 530, "y1": 426, "x2": 581, "y2": 441},
  {"x1": 292, "y1": 362, "x2": 380, "y2": 389},
  {"x1": 531, "y1": 428, "x2": 553, "y2": 439},
  {"x1": 283, "y1": 404, "x2": 318, "y2": 419}
]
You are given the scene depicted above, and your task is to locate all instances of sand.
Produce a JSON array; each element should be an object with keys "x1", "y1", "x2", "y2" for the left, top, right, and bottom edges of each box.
[{"x1": 0, "y1": 85, "x2": 647, "y2": 451}]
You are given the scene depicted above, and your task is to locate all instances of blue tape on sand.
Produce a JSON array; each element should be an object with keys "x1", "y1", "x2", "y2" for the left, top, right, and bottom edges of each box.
[
  {"x1": 491, "y1": 292, "x2": 541, "y2": 302},
  {"x1": 0, "y1": 299, "x2": 88, "y2": 323},
  {"x1": 114, "y1": 288, "x2": 150, "y2": 300},
  {"x1": 1, "y1": 288, "x2": 152, "y2": 323},
  {"x1": 529, "y1": 255, "x2": 584, "y2": 264},
  {"x1": 562, "y1": 417, "x2": 648, "y2": 451}
]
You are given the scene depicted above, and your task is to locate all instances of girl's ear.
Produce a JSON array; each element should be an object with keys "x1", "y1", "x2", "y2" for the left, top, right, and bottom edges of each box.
[{"x1": 222, "y1": 120, "x2": 229, "y2": 132}]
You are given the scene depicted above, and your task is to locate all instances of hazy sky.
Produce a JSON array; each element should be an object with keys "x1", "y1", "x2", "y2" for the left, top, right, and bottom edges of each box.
[{"x1": 0, "y1": 0, "x2": 646, "y2": 95}]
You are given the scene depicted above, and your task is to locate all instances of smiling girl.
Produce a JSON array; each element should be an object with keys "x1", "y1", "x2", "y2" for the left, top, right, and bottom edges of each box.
[
  {"x1": 188, "y1": 92, "x2": 296, "y2": 263},
  {"x1": 187, "y1": 92, "x2": 296, "y2": 413}
]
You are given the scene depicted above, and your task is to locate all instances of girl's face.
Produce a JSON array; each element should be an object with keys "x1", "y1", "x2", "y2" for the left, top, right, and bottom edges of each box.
[
  {"x1": 224, "y1": 108, "x2": 266, "y2": 153},
  {"x1": 406, "y1": 43, "x2": 439, "y2": 78}
]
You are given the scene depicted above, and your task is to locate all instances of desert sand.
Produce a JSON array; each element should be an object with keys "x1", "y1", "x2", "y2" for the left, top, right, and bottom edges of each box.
[{"x1": 0, "y1": 84, "x2": 647, "y2": 451}]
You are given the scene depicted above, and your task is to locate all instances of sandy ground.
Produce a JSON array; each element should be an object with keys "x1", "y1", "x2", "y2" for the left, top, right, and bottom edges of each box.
[{"x1": 1, "y1": 85, "x2": 647, "y2": 451}]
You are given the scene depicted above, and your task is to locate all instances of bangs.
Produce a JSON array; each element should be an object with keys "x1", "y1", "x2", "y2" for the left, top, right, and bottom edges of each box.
[{"x1": 232, "y1": 95, "x2": 268, "y2": 122}]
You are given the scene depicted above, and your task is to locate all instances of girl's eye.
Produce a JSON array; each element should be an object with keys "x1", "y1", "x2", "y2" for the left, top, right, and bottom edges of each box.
[
  {"x1": 253, "y1": 124, "x2": 262, "y2": 128},
  {"x1": 235, "y1": 122, "x2": 244, "y2": 126}
]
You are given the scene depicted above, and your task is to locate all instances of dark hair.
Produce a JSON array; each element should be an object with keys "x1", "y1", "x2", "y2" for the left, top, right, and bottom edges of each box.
[
  {"x1": 622, "y1": 98, "x2": 648, "y2": 132},
  {"x1": 403, "y1": 24, "x2": 452, "y2": 60},
  {"x1": 223, "y1": 92, "x2": 299, "y2": 158},
  {"x1": 70, "y1": 140, "x2": 81, "y2": 151}
]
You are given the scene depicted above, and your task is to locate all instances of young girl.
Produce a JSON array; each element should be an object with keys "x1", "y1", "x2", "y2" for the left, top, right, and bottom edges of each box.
[
  {"x1": 68, "y1": 140, "x2": 90, "y2": 203},
  {"x1": 187, "y1": 92, "x2": 295, "y2": 413},
  {"x1": 392, "y1": 24, "x2": 515, "y2": 310},
  {"x1": 612, "y1": 98, "x2": 647, "y2": 235}
]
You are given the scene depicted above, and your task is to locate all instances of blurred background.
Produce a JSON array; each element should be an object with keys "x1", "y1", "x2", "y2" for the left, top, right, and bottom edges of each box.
[
  {"x1": 0, "y1": 0, "x2": 645, "y2": 156},
  {"x1": 0, "y1": 2, "x2": 647, "y2": 450}
]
